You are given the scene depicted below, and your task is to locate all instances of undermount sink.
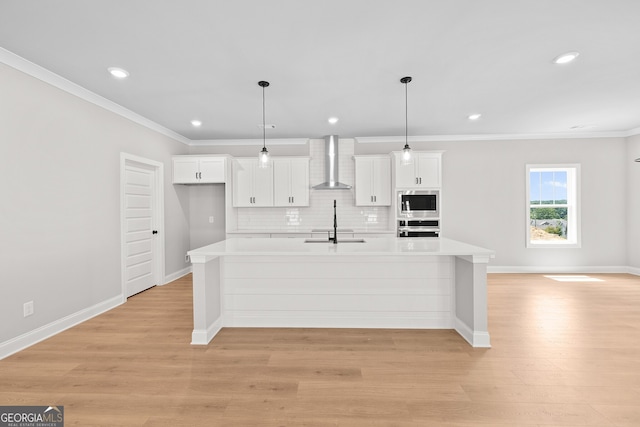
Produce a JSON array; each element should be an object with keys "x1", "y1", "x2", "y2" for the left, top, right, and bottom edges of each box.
[{"x1": 304, "y1": 238, "x2": 366, "y2": 243}]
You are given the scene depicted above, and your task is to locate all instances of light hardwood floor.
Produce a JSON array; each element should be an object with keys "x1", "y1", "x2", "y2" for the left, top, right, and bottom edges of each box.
[{"x1": 1, "y1": 273, "x2": 639, "y2": 426}]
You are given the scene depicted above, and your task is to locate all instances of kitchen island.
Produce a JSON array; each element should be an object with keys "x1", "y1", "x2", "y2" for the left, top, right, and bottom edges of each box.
[{"x1": 187, "y1": 237, "x2": 494, "y2": 347}]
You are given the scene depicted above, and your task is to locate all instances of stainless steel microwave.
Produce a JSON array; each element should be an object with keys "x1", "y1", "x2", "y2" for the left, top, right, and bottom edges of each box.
[{"x1": 397, "y1": 190, "x2": 439, "y2": 218}]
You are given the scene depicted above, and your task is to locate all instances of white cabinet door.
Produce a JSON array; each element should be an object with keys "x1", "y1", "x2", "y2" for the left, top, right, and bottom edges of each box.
[
  {"x1": 355, "y1": 156, "x2": 391, "y2": 206},
  {"x1": 416, "y1": 154, "x2": 440, "y2": 188},
  {"x1": 233, "y1": 159, "x2": 273, "y2": 207},
  {"x1": 289, "y1": 159, "x2": 309, "y2": 206},
  {"x1": 173, "y1": 156, "x2": 226, "y2": 184},
  {"x1": 273, "y1": 160, "x2": 291, "y2": 206},
  {"x1": 372, "y1": 157, "x2": 391, "y2": 205},
  {"x1": 233, "y1": 159, "x2": 255, "y2": 207},
  {"x1": 394, "y1": 152, "x2": 441, "y2": 188},
  {"x1": 198, "y1": 157, "x2": 225, "y2": 183},
  {"x1": 252, "y1": 163, "x2": 274, "y2": 207},
  {"x1": 273, "y1": 158, "x2": 309, "y2": 207},
  {"x1": 173, "y1": 158, "x2": 200, "y2": 184}
]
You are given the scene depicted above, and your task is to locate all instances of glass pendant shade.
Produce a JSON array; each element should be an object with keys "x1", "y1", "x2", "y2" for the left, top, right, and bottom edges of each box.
[
  {"x1": 402, "y1": 143, "x2": 412, "y2": 165},
  {"x1": 258, "y1": 146, "x2": 270, "y2": 167}
]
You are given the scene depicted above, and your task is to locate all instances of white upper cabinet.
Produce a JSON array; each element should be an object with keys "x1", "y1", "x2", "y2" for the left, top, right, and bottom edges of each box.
[
  {"x1": 394, "y1": 152, "x2": 441, "y2": 188},
  {"x1": 273, "y1": 158, "x2": 310, "y2": 207},
  {"x1": 232, "y1": 158, "x2": 274, "y2": 207},
  {"x1": 354, "y1": 155, "x2": 391, "y2": 206},
  {"x1": 173, "y1": 156, "x2": 226, "y2": 184}
]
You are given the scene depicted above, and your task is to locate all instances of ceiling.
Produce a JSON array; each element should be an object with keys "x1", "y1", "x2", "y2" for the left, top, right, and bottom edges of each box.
[{"x1": 2, "y1": 0, "x2": 640, "y2": 143}]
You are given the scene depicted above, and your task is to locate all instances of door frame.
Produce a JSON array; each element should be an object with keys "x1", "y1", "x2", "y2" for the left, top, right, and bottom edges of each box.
[{"x1": 120, "y1": 153, "x2": 166, "y2": 301}]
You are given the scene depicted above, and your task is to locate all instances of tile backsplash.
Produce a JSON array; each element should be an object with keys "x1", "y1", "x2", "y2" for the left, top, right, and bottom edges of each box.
[{"x1": 235, "y1": 138, "x2": 391, "y2": 231}]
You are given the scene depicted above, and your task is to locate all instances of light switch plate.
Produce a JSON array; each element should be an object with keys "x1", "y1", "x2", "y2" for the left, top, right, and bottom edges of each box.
[{"x1": 23, "y1": 301, "x2": 34, "y2": 317}]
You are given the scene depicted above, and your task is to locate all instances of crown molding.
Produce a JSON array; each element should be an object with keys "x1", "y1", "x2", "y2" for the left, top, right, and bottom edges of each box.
[
  {"x1": 188, "y1": 138, "x2": 309, "y2": 146},
  {"x1": 624, "y1": 126, "x2": 640, "y2": 137},
  {"x1": 0, "y1": 47, "x2": 190, "y2": 145},
  {"x1": 356, "y1": 131, "x2": 631, "y2": 144}
]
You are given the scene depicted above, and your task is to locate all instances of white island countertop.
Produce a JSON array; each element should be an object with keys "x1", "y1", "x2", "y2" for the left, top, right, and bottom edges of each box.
[{"x1": 188, "y1": 237, "x2": 495, "y2": 259}]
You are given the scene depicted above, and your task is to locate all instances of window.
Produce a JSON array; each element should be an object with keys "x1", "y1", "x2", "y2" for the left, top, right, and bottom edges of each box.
[{"x1": 526, "y1": 164, "x2": 580, "y2": 248}]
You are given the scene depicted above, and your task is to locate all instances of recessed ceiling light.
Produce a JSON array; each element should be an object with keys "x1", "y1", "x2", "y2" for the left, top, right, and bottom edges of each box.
[
  {"x1": 191, "y1": 120, "x2": 202, "y2": 127},
  {"x1": 468, "y1": 113, "x2": 482, "y2": 120},
  {"x1": 328, "y1": 117, "x2": 339, "y2": 124},
  {"x1": 553, "y1": 52, "x2": 580, "y2": 64},
  {"x1": 108, "y1": 67, "x2": 129, "y2": 79}
]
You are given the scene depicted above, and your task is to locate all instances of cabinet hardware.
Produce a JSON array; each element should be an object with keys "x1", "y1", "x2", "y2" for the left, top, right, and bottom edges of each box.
[
  {"x1": 419, "y1": 177, "x2": 422, "y2": 184},
  {"x1": 416, "y1": 177, "x2": 419, "y2": 184},
  {"x1": 374, "y1": 195, "x2": 377, "y2": 202},
  {"x1": 152, "y1": 230, "x2": 158, "y2": 235}
]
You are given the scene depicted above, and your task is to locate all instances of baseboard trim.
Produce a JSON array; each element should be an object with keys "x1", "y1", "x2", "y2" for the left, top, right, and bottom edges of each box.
[
  {"x1": 163, "y1": 266, "x2": 192, "y2": 285},
  {"x1": 454, "y1": 317, "x2": 491, "y2": 348},
  {"x1": 0, "y1": 295, "x2": 124, "y2": 360},
  {"x1": 488, "y1": 265, "x2": 631, "y2": 274},
  {"x1": 191, "y1": 317, "x2": 223, "y2": 345},
  {"x1": 627, "y1": 266, "x2": 640, "y2": 276}
]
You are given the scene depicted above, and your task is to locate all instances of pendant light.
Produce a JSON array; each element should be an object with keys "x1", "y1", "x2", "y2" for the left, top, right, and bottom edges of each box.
[
  {"x1": 258, "y1": 80, "x2": 270, "y2": 168},
  {"x1": 400, "y1": 76, "x2": 412, "y2": 165}
]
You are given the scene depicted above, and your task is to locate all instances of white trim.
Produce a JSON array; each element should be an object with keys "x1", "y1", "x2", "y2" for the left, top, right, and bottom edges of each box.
[
  {"x1": 627, "y1": 266, "x2": 640, "y2": 276},
  {"x1": 357, "y1": 131, "x2": 631, "y2": 144},
  {"x1": 191, "y1": 317, "x2": 224, "y2": 345},
  {"x1": 0, "y1": 295, "x2": 123, "y2": 360},
  {"x1": 488, "y1": 265, "x2": 631, "y2": 274},
  {"x1": 164, "y1": 267, "x2": 192, "y2": 285},
  {"x1": 626, "y1": 126, "x2": 640, "y2": 137},
  {"x1": 187, "y1": 138, "x2": 309, "y2": 146},
  {"x1": 0, "y1": 47, "x2": 190, "y2": 145},
  {"x1": 454, "y1": 317, "x2": 491, "y2": 348},
  {"x1": 120, "y1": 153, "x2": 166, "y2": 298}
]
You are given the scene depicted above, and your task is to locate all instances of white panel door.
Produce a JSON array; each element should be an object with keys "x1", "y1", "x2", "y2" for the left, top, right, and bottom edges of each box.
[{"x1": 124, "y1": 164, "x2": 158, "y2": 297}]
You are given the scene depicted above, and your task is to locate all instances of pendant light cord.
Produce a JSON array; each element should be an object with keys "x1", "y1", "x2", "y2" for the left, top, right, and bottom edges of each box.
[
  {"x1": 262, "y1": 84, "x2": 266, "y2": 150},
  {"x1": 405, "y1": 81, "x2": 408, "y2": 147}
]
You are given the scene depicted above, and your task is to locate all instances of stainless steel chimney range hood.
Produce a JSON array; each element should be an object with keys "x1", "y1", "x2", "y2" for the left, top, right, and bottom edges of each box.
[{"x1": 312, "y1": 135, "x2": 352, "y2": 190}]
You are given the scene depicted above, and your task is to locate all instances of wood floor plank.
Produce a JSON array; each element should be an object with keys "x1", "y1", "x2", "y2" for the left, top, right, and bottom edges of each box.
[{"x1": 1, "y1": 272, "x2": 639, "y2": 425}]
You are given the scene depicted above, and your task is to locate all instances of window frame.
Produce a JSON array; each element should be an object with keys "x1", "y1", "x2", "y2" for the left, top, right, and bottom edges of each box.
[{"x1": 525, "y1": 164, "x2": 581, "y2": 248}]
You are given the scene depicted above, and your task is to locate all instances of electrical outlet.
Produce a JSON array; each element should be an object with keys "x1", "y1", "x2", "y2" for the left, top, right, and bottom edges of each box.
[
  {"x1": 23, "y1": 301, "x2": 34, "y2": 317},
  {"x1": 209, "y1": 216, "x2": 214, "y2": 223},
  {"x1": 185, "y1": 254, "x2": 190, "y2": 263}
]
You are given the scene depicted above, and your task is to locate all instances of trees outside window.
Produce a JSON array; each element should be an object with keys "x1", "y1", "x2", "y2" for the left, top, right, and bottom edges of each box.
[{"x1": 526, "y1": 165, "x2": 580, "y2": 248}]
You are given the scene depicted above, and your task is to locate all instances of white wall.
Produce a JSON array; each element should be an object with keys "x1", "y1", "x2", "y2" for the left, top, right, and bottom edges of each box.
[
  {"x1": 358, "y1": 137, "x2": 629, "y2": 269},
  {"x1": 628, "y1": 134, "x2": 640, "y2": 271},
  {"x1": 0, "y1": 63, "x2": 190, "y2": 348},
  {"x1": 189, "y1": 184, "x2": 226, "y2": 250}
]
